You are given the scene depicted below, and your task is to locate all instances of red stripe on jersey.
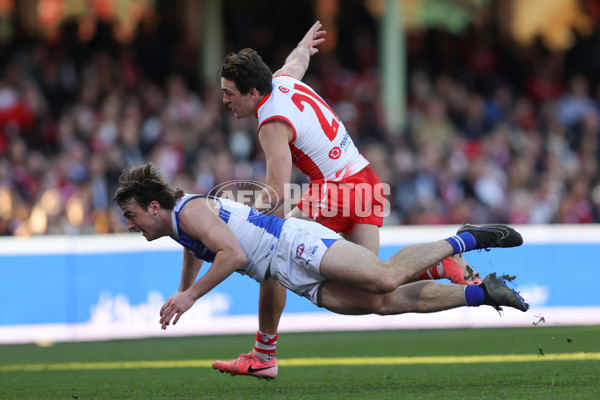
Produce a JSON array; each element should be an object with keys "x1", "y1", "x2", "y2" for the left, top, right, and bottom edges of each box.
[
  {"x1": 289, "y1": 142, "x2": 324, "y2": 180},
  {"x1": 258, "y1": 116, "x2": 297, "y2": 143},
  {"x1": 255, "y1": 92, "x2": 272, "y2": 118}
]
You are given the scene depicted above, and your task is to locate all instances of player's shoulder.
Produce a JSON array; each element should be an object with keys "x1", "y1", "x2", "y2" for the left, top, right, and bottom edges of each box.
[
  {"x1": 273, "y1": 75, "x2": 305, "y2": 93},
  {"x1": 262, "y1": 78, "x2": 296, "y2": 112},
  {"x1": 273, "y1": 74, "x2": 299, "y2": 84}
]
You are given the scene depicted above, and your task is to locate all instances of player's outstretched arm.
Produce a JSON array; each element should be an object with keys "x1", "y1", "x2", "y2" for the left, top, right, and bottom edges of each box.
[
  {"x1": 274, "y1": 20, "x2": 325, "y2": 80},
  {"x1": 178, "y1": 249, "x2": 204, "y2": 292},
  {"x1": 159, "y1": 199, "x2": 247, "y2": 330}
]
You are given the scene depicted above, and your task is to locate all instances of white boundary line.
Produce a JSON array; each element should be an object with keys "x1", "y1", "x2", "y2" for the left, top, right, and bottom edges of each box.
[
  {"x1": 0, "y1": 234, "x2": 179, "y2": 255},
  {"x1": 2, "y1": 224, "x2": 600, "y2": 256},
  {"x1": 379, "y1": 224, "x2": 600, "y2": 245}
]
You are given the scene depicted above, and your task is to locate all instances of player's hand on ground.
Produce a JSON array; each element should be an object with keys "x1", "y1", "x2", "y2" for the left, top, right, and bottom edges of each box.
[
  {"x1": 301, "y1": 21, "x2": 326, "y2": 56},
  {"x1": 159, "y1": 291, "x2": 195, "y2": 330}
]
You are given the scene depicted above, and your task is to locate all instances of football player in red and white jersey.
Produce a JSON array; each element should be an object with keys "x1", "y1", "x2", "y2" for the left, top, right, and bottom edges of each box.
[{"x1": 213, "y1": 21, "x2": 481, "y2": 380}]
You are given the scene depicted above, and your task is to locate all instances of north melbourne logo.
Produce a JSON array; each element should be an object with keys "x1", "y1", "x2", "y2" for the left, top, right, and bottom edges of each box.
[{"x1": 296, "y1": 244, "x2": 305, "y2": 257}]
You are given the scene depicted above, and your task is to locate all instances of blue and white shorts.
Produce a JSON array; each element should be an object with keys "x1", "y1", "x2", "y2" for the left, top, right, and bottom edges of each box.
[{"x1": 269, "y1": 218, "x2": 341, "y2": 305}]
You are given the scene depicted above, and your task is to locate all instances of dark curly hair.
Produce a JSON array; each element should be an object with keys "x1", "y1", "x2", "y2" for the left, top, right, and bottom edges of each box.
[
  {"x1": 112, "y1": 163, "x2": 184, "y2": 210},
  {"x1": 218, "y1": 48, "x2": 273, "y2": 96}
]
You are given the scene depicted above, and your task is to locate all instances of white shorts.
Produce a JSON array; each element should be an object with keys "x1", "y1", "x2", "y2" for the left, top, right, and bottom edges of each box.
[{"x1": 269, "y1": 218, "x2": 341, "y2": 305}]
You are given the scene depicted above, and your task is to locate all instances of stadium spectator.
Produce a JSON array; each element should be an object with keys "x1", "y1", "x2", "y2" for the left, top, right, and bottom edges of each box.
[{"x1": 0, "y1": 12, "x2": 598, "y2": 241}]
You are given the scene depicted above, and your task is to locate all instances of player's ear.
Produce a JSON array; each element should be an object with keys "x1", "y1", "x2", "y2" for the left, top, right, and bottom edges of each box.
[
  {"x1": 149, "y1": 200, "x2": 160, "y2": 216},
  {"x1": 249, "y1": 87, "x2": 260, "y2": 98}
]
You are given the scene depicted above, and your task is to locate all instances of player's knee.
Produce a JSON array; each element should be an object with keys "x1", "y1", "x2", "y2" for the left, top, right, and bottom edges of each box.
[
  {"x1": 374, "y1": 271, "x2": 411, "y2": 293},
  {"x1": 370, "y1": 278, "x2": 398, "y2": 294}
]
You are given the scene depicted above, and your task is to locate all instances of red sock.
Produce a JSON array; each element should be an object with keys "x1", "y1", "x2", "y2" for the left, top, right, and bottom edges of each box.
[
  {"x1": 418, "y1": 262, "x2": 444, "y2": 280},
  {"x1": 253, "y1": 331, "x2": 278, "y2": 361}
]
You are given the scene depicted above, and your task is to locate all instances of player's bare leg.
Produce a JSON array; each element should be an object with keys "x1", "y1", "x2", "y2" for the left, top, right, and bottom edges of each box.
[
  {"x1": 317, "y1": 228, "x2": 528, "y2": 314},
  {"x1": 344, "y1": 223, "x2": 379, "y2": 255},
  {"x1": 318, "y1": 275, "x2": 527, "y2": 315},
  {"x1": 344, "y1": 221, "x2": 481, "y2": 286},
  {"x1": 319, "y1": 280, "x2": 467, "y2": 315},
  {"x1": 319, "y1": 239, "x2": 455, "y2": 293},
  {"x1": 319, "y1": 223, "x2": 523, "y2": 295},
  {"x1": 258, "y1": 279, "x2": 286, "y2": 334}
]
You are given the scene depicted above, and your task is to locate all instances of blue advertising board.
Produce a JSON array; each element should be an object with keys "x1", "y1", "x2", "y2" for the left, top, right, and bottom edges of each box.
[{"x1": 1, "y1": 225, "x2": 599, "y2": 343}]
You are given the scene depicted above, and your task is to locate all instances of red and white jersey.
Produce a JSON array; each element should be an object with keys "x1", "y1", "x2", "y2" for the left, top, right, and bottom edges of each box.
[{"x1": 256, "y1": 75, "x2": 368, "y2": 182}]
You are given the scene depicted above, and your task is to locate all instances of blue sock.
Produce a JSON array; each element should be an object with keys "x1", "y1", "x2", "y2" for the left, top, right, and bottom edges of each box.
[
  {"x1": 465, "y1": 285, "x2": 485, "y2": 306},
  {"x1": 445, "y1": 232, "x2": 476, "y2": 254}
]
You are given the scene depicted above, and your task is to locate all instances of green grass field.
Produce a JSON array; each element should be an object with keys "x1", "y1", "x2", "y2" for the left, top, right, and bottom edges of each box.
[{"x1": 1, "y1": 326, "x2": 599, "y2": 399}]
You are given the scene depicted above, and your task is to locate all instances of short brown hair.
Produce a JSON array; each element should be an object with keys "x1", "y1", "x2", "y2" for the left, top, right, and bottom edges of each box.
[
  {"x1": 218, "y1": 48, "x2": 273, "y2": 95},
  {"x1": 112, "y1": 163, "x2": 184, "y2": 210}
]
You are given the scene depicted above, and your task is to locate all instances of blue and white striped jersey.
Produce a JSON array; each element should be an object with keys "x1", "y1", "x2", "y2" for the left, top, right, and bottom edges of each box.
[{"x1": 170, "y1": 194, "x2": 284, "y2": 282}]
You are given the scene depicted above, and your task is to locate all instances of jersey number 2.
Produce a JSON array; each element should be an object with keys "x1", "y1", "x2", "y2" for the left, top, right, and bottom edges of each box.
[{"x1": 291, "y1": 84, "x2": 340, "y2": 141}]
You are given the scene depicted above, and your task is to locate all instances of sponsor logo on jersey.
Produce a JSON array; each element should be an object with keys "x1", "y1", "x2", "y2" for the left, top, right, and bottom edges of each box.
[
  {"x1": 296, "y1": 244, "x2": 305, "y2": 257},
  {"x1": 264, "y1": 243, "x2": 276, "y2": 259},
  {"x1": 278, "y1": 86, "x2": 290, "y2": 93},
  {"x1": 329, "y1": 147, "x2": 341, "y2": 159},
  {"x1": 339, "y1": 132, "x2": 351, "y2": 149}
]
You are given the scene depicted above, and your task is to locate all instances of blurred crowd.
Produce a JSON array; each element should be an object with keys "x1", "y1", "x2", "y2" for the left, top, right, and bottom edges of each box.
[{"x1": 1, "y1": 21, "x2": 600, "y2": 236}]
